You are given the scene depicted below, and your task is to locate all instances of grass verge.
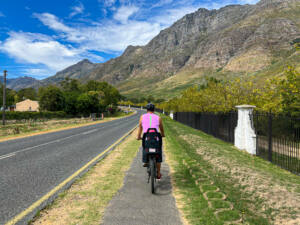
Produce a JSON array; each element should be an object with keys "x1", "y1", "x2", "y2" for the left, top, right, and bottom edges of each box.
[
  {"x1": 30, "y1": 130, "x2": 140, "y2": 225},
  {"x1": 0, "y1": 111, "x2": 134, "y2": 142},
  {"x1": 163, "y1": 116, "x2": 300, "y2": 225}
]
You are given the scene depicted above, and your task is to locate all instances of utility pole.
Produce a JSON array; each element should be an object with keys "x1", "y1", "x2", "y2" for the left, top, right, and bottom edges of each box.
[{"x1": 2, "y1": 70, "x2": 7, "y2": 125}]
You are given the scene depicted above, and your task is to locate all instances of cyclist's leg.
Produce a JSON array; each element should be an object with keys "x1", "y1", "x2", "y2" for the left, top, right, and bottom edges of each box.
[
  {"x1": 142, "y1": 134, "x2": 148, "y2": 167},
  {"x1": 156, "y1": 150, "x2": 162, "y2": 178},
  {"x1": 142, "y1": 148, "x2": 149, "y2": 167},
  {"x1": 157, "y1": 163, "x2": 161, "y2": 177}
]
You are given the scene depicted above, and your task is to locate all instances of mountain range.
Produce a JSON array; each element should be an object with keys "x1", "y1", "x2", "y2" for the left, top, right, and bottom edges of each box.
[
  {"x1": 5, "y1": 0, "x2": 300, "y2": 98},
  {"x1": 0, "y1": 76, "x2": 43, "y2": 91}
]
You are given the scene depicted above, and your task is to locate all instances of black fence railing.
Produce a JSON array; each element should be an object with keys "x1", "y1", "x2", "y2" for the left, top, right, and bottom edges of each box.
[
  {"x1": 254, "y1": 113, "x2": 300, "y2": 174},
  {"x1": 171, "y1": 110, "x2": 300, "y2": 175},
  {"x1": 173, "y1": 112, "x2": 238, "y2": 144},
  {"x1": 120, "y1": 105, "x2": 300, "y2": 174}
]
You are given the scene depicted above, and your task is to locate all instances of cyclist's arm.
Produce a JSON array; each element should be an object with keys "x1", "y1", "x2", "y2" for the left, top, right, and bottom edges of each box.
[
  {"x1": 159, "y1": 117, "x2": 165, "y2": 137},
  {"x1": 136, "y1": 116, "x2": 143, "y2": 140}
]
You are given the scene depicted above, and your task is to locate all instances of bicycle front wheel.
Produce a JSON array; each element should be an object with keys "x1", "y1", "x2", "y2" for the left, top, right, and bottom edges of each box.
[{"x1": 150, "y1": 157, "x2": 156, "y2": 194}]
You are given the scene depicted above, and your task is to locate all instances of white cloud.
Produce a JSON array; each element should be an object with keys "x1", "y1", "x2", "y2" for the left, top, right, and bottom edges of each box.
[
  {"x1": 102, "y1": 0, "x2": 116, "y2": 7},
  {"x1": 33, "y1": 13, "x2": 72, "y2": 33},
  {"x1": 113, "y1": 6, "x2": 139, "y2": 24},
  {"x1": 34, "y1": 12, "x2": 162, "y2": 52},
  {"x1": 0, "y1": 32, "x2": 81, "y2": 71},
  {"x1": 151, "y1": 0, "x2": 173, "y2": 8},
  {"x1": 70, "y1": 2, "x2": 85, "y2": 17}
]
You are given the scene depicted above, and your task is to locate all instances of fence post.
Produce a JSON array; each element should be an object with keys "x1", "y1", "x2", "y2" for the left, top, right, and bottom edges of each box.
[
  {"x1": 2, "y1": 70, "x2": 7, "y2": 126},
  {"x1": 234, "y1": 105, "x2": 257, "y2": 155},
  {"x1": 228, "y1": 113, "x2": 232, "y2": 142},
  {"x1": 268, "y1": 112, "x2": 273, "y2": 162}
]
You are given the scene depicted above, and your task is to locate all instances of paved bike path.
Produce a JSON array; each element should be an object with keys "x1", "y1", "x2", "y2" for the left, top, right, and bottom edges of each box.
[{"x1": 101, "y1": 148, "x2": 183, "y2": 225}]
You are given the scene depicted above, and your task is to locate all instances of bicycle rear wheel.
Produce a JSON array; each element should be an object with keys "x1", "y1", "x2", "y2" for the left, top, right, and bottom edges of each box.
[{"x1": 150, "y1": 157, "x2": 156, "y2": 194}]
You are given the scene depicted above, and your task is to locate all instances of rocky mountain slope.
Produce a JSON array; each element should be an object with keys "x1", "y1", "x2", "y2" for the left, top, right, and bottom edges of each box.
[
  {"x1": 0, "y1": 76, "x2": 42, "y2": 91},
  {"x1": 42, "y1": 59, "x2": 97, "y2": 86},
  {"x1": 39, "y1": 0, "x2": 300, "y2": 98}
]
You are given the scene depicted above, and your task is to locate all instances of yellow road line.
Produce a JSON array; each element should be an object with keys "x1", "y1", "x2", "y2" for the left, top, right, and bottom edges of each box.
[
  {"x1": 0, "y1": 111, "x2": 136, "y2": 143},
  {"x1": 5, "y1": 125, "x2": 138, "y2": 225}
]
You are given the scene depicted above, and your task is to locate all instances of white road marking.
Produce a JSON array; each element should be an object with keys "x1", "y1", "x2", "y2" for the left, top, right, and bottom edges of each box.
[
  {"x1": 0, "y1": 153, "x2": 16, "y2": 160},
  {"x1": 82, "y1": 129, "x2": 98, "y2": 135},
  {"x1": 0, "y1": 128, "x2": 100, "y2": 159}
]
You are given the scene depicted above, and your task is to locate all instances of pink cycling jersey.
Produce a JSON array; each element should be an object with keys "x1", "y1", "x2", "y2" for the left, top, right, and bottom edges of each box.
[{"x1": 142, "y1": 113, "x2": 160, "y2": 134}]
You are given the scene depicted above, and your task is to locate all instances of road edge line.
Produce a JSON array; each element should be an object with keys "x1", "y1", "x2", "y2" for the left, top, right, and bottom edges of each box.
[{"x1": 5, "y1": 125, "x2": 138, "y2": 225}]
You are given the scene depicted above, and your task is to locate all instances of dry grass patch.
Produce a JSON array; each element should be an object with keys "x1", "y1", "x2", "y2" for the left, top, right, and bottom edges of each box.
[{"x1": 31, "y1": 130, "x2": 140, "y2": 225}]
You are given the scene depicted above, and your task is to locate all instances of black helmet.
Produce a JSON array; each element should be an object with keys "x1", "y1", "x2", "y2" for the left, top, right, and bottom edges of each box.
[{"x1": 146, "y1": 103, "x2": 155, "y2": 112}]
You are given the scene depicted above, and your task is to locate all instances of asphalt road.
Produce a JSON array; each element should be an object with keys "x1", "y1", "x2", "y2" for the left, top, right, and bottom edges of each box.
[{"x1": 0, "y1": 111, "x2": 141, "y2": 225}]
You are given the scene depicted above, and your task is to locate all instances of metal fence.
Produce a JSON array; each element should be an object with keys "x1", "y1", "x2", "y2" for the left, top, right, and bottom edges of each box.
[
  {"x1": 172, "y1": 111, "x2": 300, "y2": 175},
  {"x1": 173, "y1": 112, "x2": 238, "y2": 144},
  {"x1": 120, "y1": 104, "x2": 300, "y2": 174},
  {"x1": 254, "y1": 113, "x2": 300, "y2": 174}
]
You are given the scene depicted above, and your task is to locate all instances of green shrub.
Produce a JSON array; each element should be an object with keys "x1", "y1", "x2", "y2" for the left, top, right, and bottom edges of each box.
[{"x1": 0, "y1": 111, "x2": 68, "y2": 120}]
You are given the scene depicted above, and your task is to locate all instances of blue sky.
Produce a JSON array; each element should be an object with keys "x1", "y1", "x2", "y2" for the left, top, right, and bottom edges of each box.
[{"x1": 0, "y1": 0, "x2": 259, "y2": 79}]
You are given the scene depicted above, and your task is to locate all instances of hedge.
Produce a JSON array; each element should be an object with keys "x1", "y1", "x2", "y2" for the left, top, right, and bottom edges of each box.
[{"x1": 0, "y1": 111, "x2": 68, "y2": 120}]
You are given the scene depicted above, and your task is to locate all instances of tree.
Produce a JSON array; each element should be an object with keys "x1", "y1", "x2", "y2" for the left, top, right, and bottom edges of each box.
[
  {"x1": 0, "y1": 85, "x2": 16, "y2": 107},
  {"x1": 77, "y1": 91, "x2": 102, "y2": 115},
  {"x1": 17, "y1": 88, "x2": 37, "y2": 101},
  {"x1": 147, "y1": 95, "x2": 154, "y2": 103},
  {"x1": 84, "y1": 80, "x2": 121, "y2": 107},
  {"x1": 60, "y1": 78, "x2": 82, "y2": 115},
  {"x1": 84, "y1": 80, "x2": 101, "y2": 92},
  {"x1": 64, "y1": 92, "x2": 79, "y2": 115},
  {"x1": 38, "y1": 86, "x2": 65, "y2": 111},
  {"x1": 280, "y1": 67, "x2": 300, "y2": 116},
  {"x1": 103, "y1": 86, "x2": 121, "y2": 106},
  {"x1": 60, "y1": 78, "x2": 81, "y2": 93}
]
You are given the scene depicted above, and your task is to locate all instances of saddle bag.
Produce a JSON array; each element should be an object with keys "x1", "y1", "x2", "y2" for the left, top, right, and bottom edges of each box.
[{"x1": 142, "y1": 128, "x2": 162, "y2": 154}]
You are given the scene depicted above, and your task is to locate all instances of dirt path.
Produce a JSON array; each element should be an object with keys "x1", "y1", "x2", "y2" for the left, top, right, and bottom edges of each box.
[{"x1": 101, "y1": 148, "x2": 183, "y2": 225}]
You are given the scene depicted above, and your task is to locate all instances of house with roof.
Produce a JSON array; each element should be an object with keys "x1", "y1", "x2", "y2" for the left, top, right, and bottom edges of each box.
[{"x1": 16, "y1": 99, "x2": 39, "y2": 112}]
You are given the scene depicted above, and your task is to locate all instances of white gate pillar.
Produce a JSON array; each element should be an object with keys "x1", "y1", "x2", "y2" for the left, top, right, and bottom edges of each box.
[
  {"x1": 234, "y1": 105, "x2": 256, "y2": 155},
  {"x1": 170, "y1": 111, "x2": 174, "y2": 120}
]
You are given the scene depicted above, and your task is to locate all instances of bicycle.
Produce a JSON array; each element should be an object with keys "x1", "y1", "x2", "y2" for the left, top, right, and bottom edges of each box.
[
  {"x1": 143, "y1": 128, "x2": 162, "y2": 194},
  {"x1": 146, "y1": 148, "x2": 159, "y2": 193}
]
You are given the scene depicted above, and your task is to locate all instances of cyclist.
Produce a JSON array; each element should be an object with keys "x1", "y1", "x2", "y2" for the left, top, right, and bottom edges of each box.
[{"x1": 136, "y1": 103, "x2": 165, "y2": 179}]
